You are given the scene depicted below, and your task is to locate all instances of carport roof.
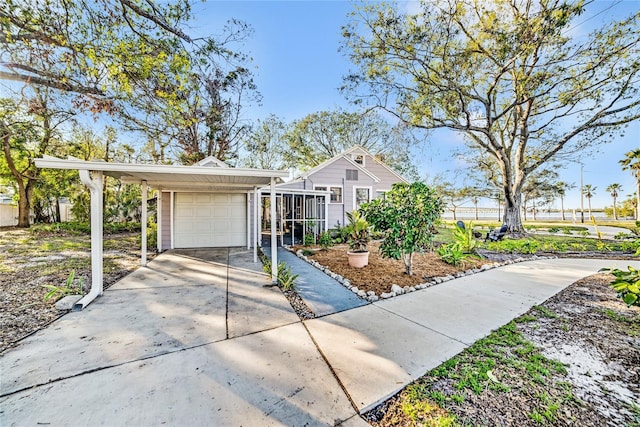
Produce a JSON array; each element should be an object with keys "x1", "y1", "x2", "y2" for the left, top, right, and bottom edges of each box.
[{"x1": 35, "y1": 156, "x2": 289, "y2": 191}]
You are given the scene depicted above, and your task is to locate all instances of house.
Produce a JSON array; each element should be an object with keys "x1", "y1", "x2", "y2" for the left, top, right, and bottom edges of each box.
[
  {"x1": 34, "y1": 155, "x2": 288, "y2": 309},
  {"x1": 260, "y1": 146, "x2": 409, "y2": 245}
]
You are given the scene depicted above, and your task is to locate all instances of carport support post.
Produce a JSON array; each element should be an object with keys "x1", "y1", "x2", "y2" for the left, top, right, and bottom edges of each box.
[
  {"x1": 75, "y1": 169, "x2": 103, "y2": 311},
  {"x1": 254, "y1": 187, "x2": 259, "y2": 263},
  {"x1": 270, "y1": 178, "x2": 277, "y2": 284},
  {"x1": 141, "y1": 180, "x2": 147, "y2": 267}
]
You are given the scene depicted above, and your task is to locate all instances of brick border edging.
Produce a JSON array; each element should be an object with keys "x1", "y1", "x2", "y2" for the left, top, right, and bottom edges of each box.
[{"x1": 290, "y1": 248, "x2": 558, "y2": 302}]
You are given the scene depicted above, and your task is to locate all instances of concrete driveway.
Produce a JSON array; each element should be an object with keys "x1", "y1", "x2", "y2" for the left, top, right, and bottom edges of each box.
[
  {"x1": 2, "y1": 251, "x2": 637, "y2": 426},
  {"x1": 0, "y1": 248, "x2": 362, "y2": 426}
]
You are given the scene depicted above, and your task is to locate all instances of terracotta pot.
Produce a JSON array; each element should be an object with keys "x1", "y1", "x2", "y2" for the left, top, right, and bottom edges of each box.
[{"x1": 347, "y1": 251, "x2": 369, "y2": 268}]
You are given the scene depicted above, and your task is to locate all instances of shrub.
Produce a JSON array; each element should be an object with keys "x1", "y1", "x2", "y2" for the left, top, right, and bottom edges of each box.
[
  {"x1": 614, "y1": 232, "x2": 633, "y2": 240},
  {"x1": 262, "y1": 261, "x2": 299, "y2": 291},
  {"x1": 438, "y1": 244, "x2": 474, "y2": 267},
  {"x1": 562, "y1": 228, "x2": 573, "y2": 235},
  {"x1": 600, "y1": 266, "x2": 640, "y2": 306},
  {"x1": 548, "y1": 227, "x2": 560, "y2": 233},
  {"x1": 452, "y1": 221, "x2": 478, "y2": 254},
  {"x1": 579, "y1": 230, "x2": 590, "y2": 237},
  {"x1": 345, "y1": 210, "x2": 371, "y2": 252},
  {"x1": 317, "y1": 231, "x2": 333, "y2": 250},
  {"x1": 362, "y1": 182, "x2": 443, "y2": 275},
  {"x1": 303, "y1": 232, "x2": 316, "y2": 246},
  {"x1": 486, "y1": 238, "x2": 539, "y2": 254}
]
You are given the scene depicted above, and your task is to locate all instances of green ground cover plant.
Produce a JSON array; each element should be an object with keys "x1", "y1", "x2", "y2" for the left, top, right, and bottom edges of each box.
[{"x1": 601, "y1": 266, "x2": 640, "y2": 306}]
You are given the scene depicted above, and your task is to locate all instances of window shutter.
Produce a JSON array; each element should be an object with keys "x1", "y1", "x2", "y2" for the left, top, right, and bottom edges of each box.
[{"x1": 346, "y1": 169, "x2": 358, "y2": 181}]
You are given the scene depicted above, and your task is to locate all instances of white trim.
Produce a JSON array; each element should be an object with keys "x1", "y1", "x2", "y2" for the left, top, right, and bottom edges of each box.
[
  {"x1": 170, "y1": 191, "x2": 175, "y2": 249},
  {"x1": 313, "y1": 184, "x2": 343, "y2": 204},
  {"x1": 246, "y1": 192, "x2": 251, "y2": 250},
  {"x1": 353, "y1": 186, "x2": 372, "y2": 211},
  {"x1": 254, "y1": 188, "x2": 259, "y2": 262},
  {"x1": 270, "y1": 178, "x2": 277, "y2": 284},
  {"x1": 375, "y1": 189, "x2": 390, "y2": 199},
  {"x1": 195, "y1": 156, "x2": 229, "y2": 168},
  {"x1": 157, "y1": 190, "x2": 162, "y2": 252},
  {"x1": 141, "y1": 181, "x2": 147, "y2": 267},
  {"x1": 74, "y1": 170, "x2": 103, "y2": 311}
]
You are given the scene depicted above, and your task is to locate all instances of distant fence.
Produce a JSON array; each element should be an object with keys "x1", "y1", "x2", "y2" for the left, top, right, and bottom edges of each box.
[
  {"x1": 0, "y1": 203, "x2": 74, "y2": 227},
  {"x1": 442, "y1": 207, "x2": 613, "y2": 222},
  {"x1": 0, "y1": 204, "x2": 18, "y2": 227}
]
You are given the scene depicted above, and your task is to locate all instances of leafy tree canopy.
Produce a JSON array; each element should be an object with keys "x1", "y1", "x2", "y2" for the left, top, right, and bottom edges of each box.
[
  {"x1": 342, "y1": 0, "x2": 640, "y2": 232},
  {"x1": 285, "y1": 109, "x2": 420, "y2": 179}
]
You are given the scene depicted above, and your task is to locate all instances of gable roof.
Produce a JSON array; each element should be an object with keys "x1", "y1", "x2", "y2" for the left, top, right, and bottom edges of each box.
[
  {"x1": 195, "y1": 156, "x2": 229, "y2": 168},
  {"x1": 301, "y1": 145, "x2": 409, "y2": 184}
]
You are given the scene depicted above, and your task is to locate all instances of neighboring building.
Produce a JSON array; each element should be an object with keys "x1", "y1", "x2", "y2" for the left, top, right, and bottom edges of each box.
[{"x1": 262, "y1": 145, "x2": 409, "y2": 245}]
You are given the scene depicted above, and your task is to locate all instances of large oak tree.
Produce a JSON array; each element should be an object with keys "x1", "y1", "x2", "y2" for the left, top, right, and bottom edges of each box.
[{"x1": 342, "y1": 0, "x2": 640, "y2": 232}]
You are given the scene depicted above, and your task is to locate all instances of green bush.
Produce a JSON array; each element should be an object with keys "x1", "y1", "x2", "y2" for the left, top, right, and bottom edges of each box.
[
  {"x1": 437, "y1": 244, "x2": 467, "y2": 266},
  {"x1": 579, "y1": 230, "x2": 590, "y2": 237},
  {"x1": 452, "y1": 221, "x2": 478, "y2": 254},
  {"x1": 548, "y1": 227, "x2": 560, "y2": 233},
  {"x1": 262, "y1": 261, "x2": 299, "y2": 291},
  {"x1": 562, "y1": 227, "x2": 573, "y2": 235},
  {"x1": 486, "y1": 238, "x2": 539, "y2": 254},
  {"x1": 317, "y1": 231, "x2": 333, "y2": 250},
  {"x1": 303, "y1": 232, "x2": 316, "y2": 246},
  {"x1": 600, "y1": 266, "x2": 640, "y2": 306}
]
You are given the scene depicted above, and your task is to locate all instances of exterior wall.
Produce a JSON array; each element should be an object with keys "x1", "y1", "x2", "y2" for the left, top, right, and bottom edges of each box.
[
  {"x1": 362, "y1": 155, "x2": 408, "y2": 189},
  {"x1": 308, "y1": 157, "x2": 376, "y2": 225},
  {"x1": 277, "y1": 180, "x2": 305, "y2": 190},
  {"x1": 161, "y1": 192, "x2": 171, "y2": 250}
]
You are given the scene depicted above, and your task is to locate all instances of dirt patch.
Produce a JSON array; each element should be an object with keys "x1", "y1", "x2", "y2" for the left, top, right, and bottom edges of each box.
[
  {"x1": 0, "y1": 228, "x2": 148, "y2": 353},
  {"x1": 366, "y1": 273, "x2": 640, "y2": 426},
  {"x1": 305, "y1": 242, "x2": 487, "y2": 295}
]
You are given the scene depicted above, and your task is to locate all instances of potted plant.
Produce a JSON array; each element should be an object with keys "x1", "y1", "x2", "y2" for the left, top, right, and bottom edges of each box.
[{"x1": 345, "y1": 210, "x2": 371, "y2": 268}]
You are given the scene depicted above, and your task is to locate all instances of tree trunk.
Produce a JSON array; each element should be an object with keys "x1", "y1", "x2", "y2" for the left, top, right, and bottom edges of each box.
[
  {"x1": 613, "y1": 196, "x2": 617, "y2": 220},
  {"x1": 503, "y1": 187, "x2": 524, "y2": 233},
  {"x1": 560, "y1": 196, "x2": 565, "y2": 221},
  {"x1": 55, "y1": 198, "x2": 62, "y2": 223},
  {"x1": 16, "y1": 181, "x2": 33, "y2": 227}
]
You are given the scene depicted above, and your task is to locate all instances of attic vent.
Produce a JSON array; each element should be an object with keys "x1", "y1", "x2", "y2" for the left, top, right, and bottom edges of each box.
[{"x1": 346, "y1": 169, "x2": 359, "y2": 181}]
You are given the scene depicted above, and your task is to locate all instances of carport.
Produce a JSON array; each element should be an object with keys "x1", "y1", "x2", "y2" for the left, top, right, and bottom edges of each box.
[{"x1": 34, "y1": 156, "x2": 289, "y2": 310}]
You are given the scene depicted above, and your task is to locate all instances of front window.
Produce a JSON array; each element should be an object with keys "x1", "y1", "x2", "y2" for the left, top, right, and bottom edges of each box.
[
  {"x1": 330, "y1": 187, "x2": 342, "y2": 203},
  {"x1": 315, "y1": 186, "x2": 342, "y2": 203},
  {"x1": 355, "y1": 188, "x2": 370, "y2": 209}
]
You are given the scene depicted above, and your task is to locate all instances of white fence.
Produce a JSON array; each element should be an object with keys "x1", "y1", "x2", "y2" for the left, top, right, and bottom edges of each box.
[
  {"x1": 0, "y1": 203, "x2": 74, "y2": 227},
  {"x1": 0, "y1": 204, "x2": 18, "y2": 227}
]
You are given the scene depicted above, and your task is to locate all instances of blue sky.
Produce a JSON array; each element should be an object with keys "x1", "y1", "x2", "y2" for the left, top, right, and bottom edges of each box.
[{"x1": 195, "y1": 0, "x2": 640, "y2": 210}]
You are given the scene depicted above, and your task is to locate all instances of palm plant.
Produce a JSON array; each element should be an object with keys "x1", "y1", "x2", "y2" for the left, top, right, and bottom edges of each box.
[
  {"x1": 606, "y1": 183, "x2": 622, "y2": 220},
  {"x1": 555, "y1": 181, "x2": 575, "y2": 221},
  {"x1": 620, "y1": 149, "x2": 640, "y2": 219},
  {"x1": 583, "y1": 184, "x2": 596, "y2": 220}
]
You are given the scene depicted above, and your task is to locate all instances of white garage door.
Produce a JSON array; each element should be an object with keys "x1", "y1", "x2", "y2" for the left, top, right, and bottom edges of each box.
[{"x1": 174, "y1": 193, "x2": 246, "y2": 248}]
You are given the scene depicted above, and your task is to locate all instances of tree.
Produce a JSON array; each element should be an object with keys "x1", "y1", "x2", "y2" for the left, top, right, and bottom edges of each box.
[
  {"x1": 521, "y1": 169, "x2": 559, "y2": 221},
  {"x1": 361, "y1": 182, "x2": 444, "y2": 275},
  {"x1": 342, "y1": 0, "x2": 640, "y2": 233},
  {"x1": 285, "y1": 109, "x2": 419, "y2": 178},
  {"x1": 434, "y1": 183, "x2": 471, "y2": 221},
  {"x1": 239, "y1": 115, "x2": 290, "y2": 169},
  {"x1": 0, "y1": 1, "x2": 200, "y2": 105},
  {"x1": 620, "y1": 149, "x2": 640, "y2": 219},
  {"x1": 606, "y1": 183, "x2": 623, "y2": 220},
  {"x1": 583, "y1": 184, "x2": 596, "y2": 219},
  {"x1": 554, "y1": 181, "x2": 575, "y2": 221},
  {"x1": 0, "y1": 89, "x2": 73, "y2": 227}
]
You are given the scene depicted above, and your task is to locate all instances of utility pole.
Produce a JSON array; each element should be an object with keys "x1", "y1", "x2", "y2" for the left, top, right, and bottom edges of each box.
[{"x1": 580, "y1": 164, "x2": 584, "y2": 223}]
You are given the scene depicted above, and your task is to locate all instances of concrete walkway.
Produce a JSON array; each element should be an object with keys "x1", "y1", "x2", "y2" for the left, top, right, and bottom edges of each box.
[
  {"x1": 270, "y1": 247, "x2": 368, "y2": 316},
  {"x1": 2, "y1": 252, "x2": 639, "y2": 425}
]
